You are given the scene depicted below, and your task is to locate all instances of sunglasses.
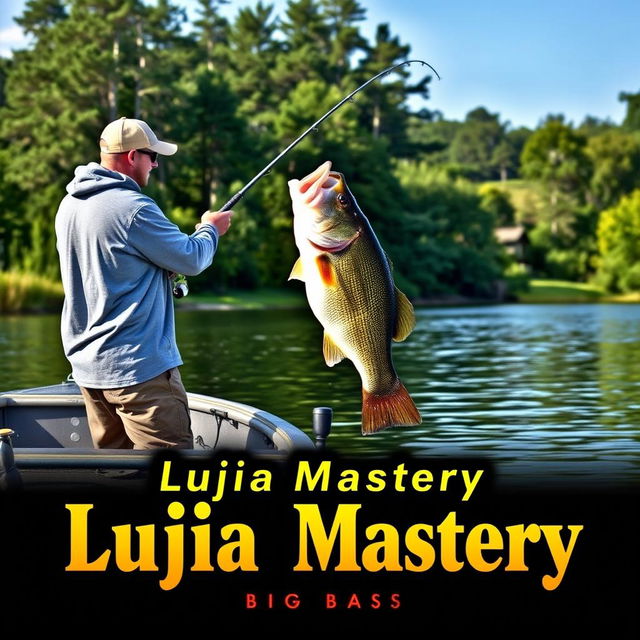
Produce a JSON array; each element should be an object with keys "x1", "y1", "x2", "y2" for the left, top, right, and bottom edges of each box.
[{"x1": 136, "y1": 149, "x2": 158, "y2": 163}]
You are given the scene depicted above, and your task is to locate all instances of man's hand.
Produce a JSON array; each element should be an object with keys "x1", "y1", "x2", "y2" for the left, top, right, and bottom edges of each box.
[{"x1": 196, "y1": 209, "x2": 233, "y2": 236}]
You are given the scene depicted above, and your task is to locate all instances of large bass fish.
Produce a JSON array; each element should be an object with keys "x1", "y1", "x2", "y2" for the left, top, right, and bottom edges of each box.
[{"x1": 288, "y1": 161, "x2": 421, "y2": 435}]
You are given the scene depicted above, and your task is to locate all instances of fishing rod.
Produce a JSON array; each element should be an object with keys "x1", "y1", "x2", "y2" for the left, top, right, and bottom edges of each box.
[{"x1": 173, "y1": 59, "x2": 440, "y2": 297}]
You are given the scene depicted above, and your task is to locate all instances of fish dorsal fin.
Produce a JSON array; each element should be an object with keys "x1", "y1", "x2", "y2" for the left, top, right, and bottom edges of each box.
[
  {"x1": 393, "y1": 287, "x2": 416, "y2": 342},
  {"x1": 288, "y1": 257, "x2": 305, "y2": 282},
  {"x1": 316, "y1": 254, "x2": 337, "y2": 287},
  {"x1": 323, "y1": 331, "x2": 346, "y2": 367}
]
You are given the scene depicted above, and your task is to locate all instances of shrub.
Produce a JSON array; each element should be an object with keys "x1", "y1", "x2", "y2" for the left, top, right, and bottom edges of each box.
[{"x1": 0, "y1": 271, "x2": 64, "y2": 313}]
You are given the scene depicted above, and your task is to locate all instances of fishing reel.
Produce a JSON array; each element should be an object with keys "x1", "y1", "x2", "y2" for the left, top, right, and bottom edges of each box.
[{"x1": 172, "y1": 274, "x2": 189, "y2": 298}]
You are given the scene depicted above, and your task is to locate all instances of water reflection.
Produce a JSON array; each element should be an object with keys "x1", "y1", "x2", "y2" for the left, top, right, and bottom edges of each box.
[
  {"x1": 1, "y1": 304, "x2": 639, "y2": 482},
  {"x1": 0, "y1": 314, "x2": 69, "y2": 388}
]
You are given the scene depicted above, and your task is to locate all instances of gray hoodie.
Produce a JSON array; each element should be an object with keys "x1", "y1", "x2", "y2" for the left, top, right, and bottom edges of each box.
[{"x1": 55, "y1": 162, "x2": 218, "y2": 388}]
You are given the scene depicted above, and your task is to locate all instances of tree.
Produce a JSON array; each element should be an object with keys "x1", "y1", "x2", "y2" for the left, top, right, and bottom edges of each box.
[
  {"x1": 356, "y1": 23, "x2": 413, "y2": 145},
  {"x1": 0, "y1": 58, "x2": 9, "y2": 107},
  {"x1": 587, "y1": 131, "x2": 640, "y2": 210},
  {"x1": 619, "y1": 90, "x2": 640, "y2": 131},
  {"x1": 491, "y1": 139, "x2": 517, "y2": 182},
  {"x1": 1, "y1": 2, "x2": 106, "y2": 274},
  {"x1": 597, "y1": 189, "x2": 640, "y2": 292},
  {"x1": 449, "y1": 108, "x2": 508, "y2": 180},
  {"x1": 479, "y1": 185, "x2": 515, "y2": 226},
  {"x1": 226, "y1": 2, "x2": 282, "y2": 125},
  {"x1": 520, "y1": 119, "x2": 592, "y2": 235},
  {"x1": 394, "y1": 161, "x2": 503, "y2": 297},
  {"x1": 135, "y1": 0, "x2": 189, "y2": 122},
  {"x1": 274, "y1": 0, "x2": 332, "y2": 91},
  {"x1": 0, "y1": 0, "x2": 173, "y2": 274},
  {"x1": 0, "y1": 0, "x2": 497, "y2": 299},
  {"x1": 14, "y1": 0, "x2": 67, "y2": 36},
  {"x1": 193, "y1": 0, "x2": 229, "y2": 72},
  {"x1": 172, "y1": 69, "x2": 248, "y2": 212},
  {"x1": 321, "y1": 0, "x2": 367, "y2": 86},
  {"x1": 405, "y1": 112, "x2": 462, "y2": 164},
  {"x1": 505, "y1": 126, "x2": 532, "y2": 175},
  {"x1": 577, "y1": 115, "x2": 615, "y2": 137}
]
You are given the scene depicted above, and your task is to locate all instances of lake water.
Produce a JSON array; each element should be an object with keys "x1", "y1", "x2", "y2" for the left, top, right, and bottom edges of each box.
[{"x1": 2, "y1": 303, "x2": 639, "y2": 485}]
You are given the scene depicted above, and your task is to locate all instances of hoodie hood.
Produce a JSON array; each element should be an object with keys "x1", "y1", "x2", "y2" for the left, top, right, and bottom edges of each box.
[{"x1": 66, "y1": 162, "x2": 141, "y2": 198}]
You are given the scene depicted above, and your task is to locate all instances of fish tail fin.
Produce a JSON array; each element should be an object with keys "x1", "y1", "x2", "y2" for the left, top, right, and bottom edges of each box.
[{"x1": 361, "y1": 380, "x2": 422, "y2": 435}]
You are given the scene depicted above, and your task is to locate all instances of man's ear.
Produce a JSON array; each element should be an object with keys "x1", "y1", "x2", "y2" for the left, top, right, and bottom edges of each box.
[{"x1": 126, "y1": 149, "x2": 137, "y2": 165}]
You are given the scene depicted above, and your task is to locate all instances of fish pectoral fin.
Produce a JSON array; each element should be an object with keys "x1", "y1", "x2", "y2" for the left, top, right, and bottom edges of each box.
[
  {"x1": 316, "y1": 254, "x2": 337, "y2": 287},
  {"x1": 393, "y1": 287, "x2": 416, "y2": 342},
  {"x1": 323, "y1": 332, "x2": 346, "y2": 367},
  {"x1": 288, "y1": 257, "x2": 305, "y2": 282}
]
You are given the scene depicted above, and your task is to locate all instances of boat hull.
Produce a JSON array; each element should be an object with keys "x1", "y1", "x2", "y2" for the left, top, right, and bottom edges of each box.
[{"x1": 0, "y1": 382, "x2": 315, "y2": 477}]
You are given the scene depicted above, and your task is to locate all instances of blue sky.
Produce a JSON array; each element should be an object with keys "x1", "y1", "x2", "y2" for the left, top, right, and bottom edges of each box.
[{"x1": 1, "y1": 0, "x2": 639, "y2": 129}]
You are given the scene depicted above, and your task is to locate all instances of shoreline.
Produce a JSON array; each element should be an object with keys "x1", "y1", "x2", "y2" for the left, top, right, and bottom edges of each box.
[
  {"x1": 175, "y1": 295, "x2": 640, "y2": 312},
  {"x1": 4, "y1": 297, "x2": 640, "y2": 315},
  {"x1": 174, "y1": 292, "x2": 505, "y2": 312},
  {"x1": 4, "y1": 280, "x2": 640, "y2": 315}
]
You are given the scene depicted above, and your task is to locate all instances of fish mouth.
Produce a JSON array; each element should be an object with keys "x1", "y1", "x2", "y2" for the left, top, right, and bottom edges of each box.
[{"x1": 289, "y1": 161, "x2": 343, "y2": 208}]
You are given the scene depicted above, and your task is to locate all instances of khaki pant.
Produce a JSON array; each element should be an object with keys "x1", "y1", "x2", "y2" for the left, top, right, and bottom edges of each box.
[{"x1": 79, "y1": 367, "x2": 193, "y2": 449}]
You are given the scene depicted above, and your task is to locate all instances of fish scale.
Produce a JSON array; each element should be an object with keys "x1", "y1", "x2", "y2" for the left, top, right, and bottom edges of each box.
[
  {"x1": 325, "y1": 234, "x2": 398, "y2": 395},
  {"x1": 288, "y1": 161, "x2": 421, "y2": 435}
]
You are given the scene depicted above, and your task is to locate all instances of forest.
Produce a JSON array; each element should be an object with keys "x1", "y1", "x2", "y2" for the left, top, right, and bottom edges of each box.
[{"x1": 1, "y1": 0, "x2": 640, "y2": 309}]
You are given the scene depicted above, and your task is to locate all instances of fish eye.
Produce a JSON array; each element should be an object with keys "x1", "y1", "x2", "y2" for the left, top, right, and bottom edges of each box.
[{"x1": 336, "y1": 193, "x2": 349, "y2": 208}]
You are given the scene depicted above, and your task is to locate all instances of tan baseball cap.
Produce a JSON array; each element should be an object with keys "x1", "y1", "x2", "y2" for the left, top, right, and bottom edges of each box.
[{"x1": 99, "y1": 117, "x2": 178, "y2": 156}]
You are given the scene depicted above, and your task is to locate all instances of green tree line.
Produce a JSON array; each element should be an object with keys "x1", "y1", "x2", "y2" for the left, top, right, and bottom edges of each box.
[
  {"x1": 408, "y1": 99, "x2": 640, "y2": 291},
  {"x1": 1, "y1": 0, "x2": 640, "y2": 301}
]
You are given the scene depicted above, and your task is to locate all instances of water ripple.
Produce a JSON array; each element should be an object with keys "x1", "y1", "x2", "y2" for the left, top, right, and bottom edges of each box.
[{"x1": 3, "y1": 304, "x2": 640, "y2": 483}]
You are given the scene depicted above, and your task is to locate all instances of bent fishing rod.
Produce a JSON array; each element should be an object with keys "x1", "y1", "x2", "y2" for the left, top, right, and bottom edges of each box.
[{"x1": 173, "y1": 59, "x2": 440, "y2": 297}]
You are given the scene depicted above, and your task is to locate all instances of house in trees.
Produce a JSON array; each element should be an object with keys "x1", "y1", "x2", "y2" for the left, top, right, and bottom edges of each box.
[{"x1": 495, "y1": 225, "x2": 530, "y2": 266}]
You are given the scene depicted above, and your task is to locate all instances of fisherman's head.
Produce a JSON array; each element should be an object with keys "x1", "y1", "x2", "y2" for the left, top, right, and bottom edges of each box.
[{"x1": 99, "y1": 117, "x2": 177, "y2": 187}]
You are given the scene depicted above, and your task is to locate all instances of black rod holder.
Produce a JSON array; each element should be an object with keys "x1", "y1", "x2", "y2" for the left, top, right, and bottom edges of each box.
[
  {"x1": 312, "y1": 407, "x2": 333, "y2": 449},
  {"x1": 0, "y1": 429, "x2": 23, "y2": 491}
]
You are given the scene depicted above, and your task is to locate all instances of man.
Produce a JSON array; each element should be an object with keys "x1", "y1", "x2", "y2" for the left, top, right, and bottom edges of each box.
[{"x1": 55, "y1": 116, "x2": 233, "y2": 449}]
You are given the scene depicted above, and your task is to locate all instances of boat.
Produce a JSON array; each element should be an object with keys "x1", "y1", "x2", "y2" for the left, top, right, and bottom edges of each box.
[{"x1": 0, "y1": 378, "x2": 327, "y2": 488}]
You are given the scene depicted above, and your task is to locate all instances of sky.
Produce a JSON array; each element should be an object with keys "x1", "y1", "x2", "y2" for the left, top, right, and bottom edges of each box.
[{"x1": 1, "y1": 0, "x2": 639, "y2": 129}]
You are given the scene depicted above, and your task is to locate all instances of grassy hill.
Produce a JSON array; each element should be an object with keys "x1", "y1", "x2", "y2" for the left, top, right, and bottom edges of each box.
[
  {"x1": 518, "y1": 279, "x2": 640, "y2": 303},
  {"x1": 481, "y1": 178, "x2": 546, "y2": 224}
]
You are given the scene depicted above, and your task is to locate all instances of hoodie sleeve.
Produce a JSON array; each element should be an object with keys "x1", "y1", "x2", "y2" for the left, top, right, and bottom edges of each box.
[{"x1": 127, "y1": 202, "x2": 219, "y2": 276}]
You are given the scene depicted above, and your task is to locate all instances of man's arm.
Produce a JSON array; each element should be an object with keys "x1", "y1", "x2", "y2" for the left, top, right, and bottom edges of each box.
[{"x1": 127, "y1": 204, "x2": 233, "y2": 276}]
